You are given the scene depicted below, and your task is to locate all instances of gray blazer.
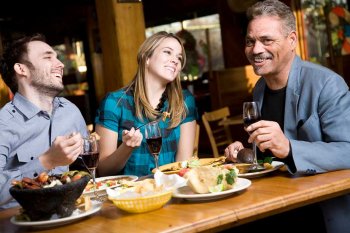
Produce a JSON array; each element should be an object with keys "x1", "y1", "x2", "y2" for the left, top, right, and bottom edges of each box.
[
  {"x1": 253, "y1": 55, "x2": 350, "y2": 232},
  {"x1": 253, "y1": 55, "x2": 350, "y2": 175}
]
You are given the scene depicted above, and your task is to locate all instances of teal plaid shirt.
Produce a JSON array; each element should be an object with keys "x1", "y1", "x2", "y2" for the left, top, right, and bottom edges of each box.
[{"x1": 95, "y1": 88, "x2": 197, "y2": 176}]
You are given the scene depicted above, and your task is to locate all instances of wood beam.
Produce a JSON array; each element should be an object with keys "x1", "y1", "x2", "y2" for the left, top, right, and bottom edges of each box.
[{"x1": 95, "y1": 0, "x2": 146, "y2": 96}]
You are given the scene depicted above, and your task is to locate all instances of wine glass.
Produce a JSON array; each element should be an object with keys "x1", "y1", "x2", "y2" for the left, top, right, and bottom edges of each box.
[
  {"x1": 243, "y1": 102, "x2": 265, "y2": 170},
  {"x1": 80, "y1": 135, "x2": 101, "y2": 198},
  {"x1": 145, "y1": 121, "x2": 162, "y2": 170}
]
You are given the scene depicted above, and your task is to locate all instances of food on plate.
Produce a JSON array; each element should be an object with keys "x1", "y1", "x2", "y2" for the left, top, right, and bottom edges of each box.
[
  {"x1": 160, "y1": 158, "x2": 199, "y2": 172},
  {"x1": 180, "y1": 158, "x2": 200, "y2": 168},
  {"x1": 263, "y1": 162, "x2": 273, "y2": 170},
  {"x1": 237, "y1": 148, "x2": 254, "y2": 163},
  {"x1": 234, "y1": 163, "x2": 253, "y2": 174},
  {"x1": 11, "y1": 170, "x2": 90, "y2": 190},
  {"x1": 160, "y1": 156, "x2": 227, "y2": 173},
  {"x1": 134, "y1": 179, "x2": 164, "y2": 194},
  {"x1": 236, "y1": 149, "x2": 275, "y2": 171},
  {"x1": 178, "y1": 168, "x2": 191, "y2": 177},
  {"x1": 235, "y1": 154, "x2": 276, "y2": 174},
  {"x1": 108, "y1": 179, "x2": 172, "y2": 213},
  {"x1": 10, "y1": 171, "x2": 90, "y2": 221},
  {"x1": 84, "y1": 176, "x2": 136, "y2": 192},
  {"x1": 196, "y1": 156, "x2": 226, "y2": 167},
  {"x1": 184, "y1": 166, "x2": 238, "y2": 194},
  {"x1": 76, "y1": 195, "x2": 92, "y2": 211},
  {"x1": 108, "y1": 179, "x2": 166, "y2": 199}
]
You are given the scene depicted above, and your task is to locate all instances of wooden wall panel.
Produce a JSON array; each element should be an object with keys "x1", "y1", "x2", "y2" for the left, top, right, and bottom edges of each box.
[
  {"x1": 218, "y1": 0, "x2": 249, "y2": 68},
  {"x1": 210, "y1": 65, "x2": 259, "y2": 115},
  {"x1": 94, "y1": 0, "x2": 145, "y2": 96}
]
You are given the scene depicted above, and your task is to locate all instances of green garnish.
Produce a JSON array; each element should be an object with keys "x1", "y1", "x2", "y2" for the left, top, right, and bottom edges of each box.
[
  {"x1": 264, "y1": 157, "x2": 273, "y2": 164},
  {"x1": 217, "y1": 174, "x2": 223, "y2": 184},
  {"x1": 257, "y1": 157, "x2": 273, "y2": 164},
  {"x1": 225, "y1": 169, "x2": 236, "y2": 185}
]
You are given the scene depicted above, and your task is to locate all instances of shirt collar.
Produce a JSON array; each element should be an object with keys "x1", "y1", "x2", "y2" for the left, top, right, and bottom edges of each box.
[{"x1": 12, "y1": 93, "x2": 64, "y2": 119}]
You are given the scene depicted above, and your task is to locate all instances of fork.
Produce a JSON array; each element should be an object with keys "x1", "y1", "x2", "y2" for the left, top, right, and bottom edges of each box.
[{"x1": 135, "y1": 111, "x2": 170, "y2": 130}]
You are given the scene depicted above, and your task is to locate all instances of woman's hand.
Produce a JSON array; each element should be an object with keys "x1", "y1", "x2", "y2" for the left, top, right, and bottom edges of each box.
[{"x1": 122, "y1": 127, "x2": 143, "y2": 148}]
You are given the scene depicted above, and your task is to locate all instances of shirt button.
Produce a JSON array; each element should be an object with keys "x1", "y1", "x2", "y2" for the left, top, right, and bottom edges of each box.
[
  {"x1": 30, "y1": 157, "x2": 34, "y2": 160},
  {"x1": 12, "y1": 110, "x2": 15, "y2": 113},
  {"x1": 34, "y1": 172, "x2": 38, "y2": 177}
]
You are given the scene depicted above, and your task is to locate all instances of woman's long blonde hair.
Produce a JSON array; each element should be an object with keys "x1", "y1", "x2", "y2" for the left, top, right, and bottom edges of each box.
[{"x1": 128, "y1": 31, "x2": 187, "y2": 128}]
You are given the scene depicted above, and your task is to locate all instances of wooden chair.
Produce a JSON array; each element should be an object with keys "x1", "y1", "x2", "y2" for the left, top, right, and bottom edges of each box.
[
  {"x1": 193, "y1": 123, "x2": 200, "y2": 158},
  {"x1": 202, "y1": 107, "x2": 233, "y2": 158}
]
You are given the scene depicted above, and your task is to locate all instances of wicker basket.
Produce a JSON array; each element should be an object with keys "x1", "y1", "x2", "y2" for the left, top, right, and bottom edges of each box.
[{"x1": 109, "y1": 190, "x2": 172, "y2": 213}]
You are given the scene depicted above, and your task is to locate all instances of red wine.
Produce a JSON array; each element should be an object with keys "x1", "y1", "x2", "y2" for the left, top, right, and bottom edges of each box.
[
  {"x1": 146, "y1": 137, "x2": 162, "y2": 154},
  {"x1": 81, "y1": 152, "x2": 100, "y2": 169},
  {"x1": 243, "y1": 116, "x2": 260, "y2": 128}
]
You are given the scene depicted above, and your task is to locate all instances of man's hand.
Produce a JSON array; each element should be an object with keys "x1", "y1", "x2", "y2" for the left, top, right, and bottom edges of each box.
[
  {"x1": 39, "y1": 133, "x2": 83, "y2": 170},
  {"x1": 246, "y1": 120, "x2": 290, "y2": 158},
  {"x1": 225, "y1": 141, "x2": 244, "y2": 162}
]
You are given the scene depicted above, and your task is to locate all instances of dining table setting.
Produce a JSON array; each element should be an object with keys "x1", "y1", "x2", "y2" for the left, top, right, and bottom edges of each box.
[{"x1": 2, "y1": 155, "x2": 350, "y2": 233}]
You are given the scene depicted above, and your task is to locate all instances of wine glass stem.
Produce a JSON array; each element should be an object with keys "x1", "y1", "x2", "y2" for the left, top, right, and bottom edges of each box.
[
  {"x1": 252, "y1": 143, "x2": 264, "y2": 170},
  {"x1": 89, "y1": 168, "x2": 96, "y2": 186},
  {"x1": 153, "y1": 153, "x2": 159, "y2": 170},
  {"x1": 88, "y1": 168, "x2": 105, "y2": 202},
  {"x1": 252, "y1": 142, "x2": 258, "y2": 165}
]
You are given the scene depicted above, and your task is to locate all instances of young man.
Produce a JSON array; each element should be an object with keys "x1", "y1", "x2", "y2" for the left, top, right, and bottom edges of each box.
[
  {"x1": 0, "y1": 34, "x2": 88, "y2": 209},
  {"x1": 225, "y1": 0, "x2": 350, "y2": 232}
]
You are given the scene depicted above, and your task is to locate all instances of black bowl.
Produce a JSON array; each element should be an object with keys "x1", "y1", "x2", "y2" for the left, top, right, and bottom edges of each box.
[{"x1": 9, "y1": 175, "x2": 90, "y2": 221}]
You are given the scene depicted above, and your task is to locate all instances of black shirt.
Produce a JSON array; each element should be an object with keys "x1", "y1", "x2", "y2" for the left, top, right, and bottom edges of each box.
[{"x1": 258, "y1": 85, "x2": 296, "y2": 172}]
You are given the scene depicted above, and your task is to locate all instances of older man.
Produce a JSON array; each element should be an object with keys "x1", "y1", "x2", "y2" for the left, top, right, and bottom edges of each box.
[{"x1": 225, "y1": 0, "x2": 350, "y2": 232}]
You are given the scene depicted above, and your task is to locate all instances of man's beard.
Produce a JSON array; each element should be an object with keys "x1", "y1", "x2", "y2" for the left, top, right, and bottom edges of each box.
[{"x1": 30, "y1": 70, "x2": 64, "y2": 97}]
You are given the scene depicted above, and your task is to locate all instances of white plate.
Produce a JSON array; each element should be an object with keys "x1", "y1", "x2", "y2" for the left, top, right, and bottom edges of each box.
[
  {"x1": 172, "y1": 177, "x2": 251, "y2": 201},
  {"x1": 83, "y1": 175, "x2": 138, "y2": 197},
  {"x1": 238, "y1": 161, "x2": 284, "y2": 178},
  {"x1": 10, "y1": 200, "x2": 102, "y2": 228}
]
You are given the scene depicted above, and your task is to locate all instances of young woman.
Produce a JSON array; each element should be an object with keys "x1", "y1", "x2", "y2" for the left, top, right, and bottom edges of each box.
[{"x1": 95, "y1": 31, "x2": 197, "y2": 177}]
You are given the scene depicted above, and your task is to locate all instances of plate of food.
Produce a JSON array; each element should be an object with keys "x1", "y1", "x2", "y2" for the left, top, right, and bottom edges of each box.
[
  {"x1": 11, "y1": 200, "x2": 102, "y2": 228},
  {"x1": 172, "y1": 165, "x2": 251, "y2": 201},
  {"x1": 152, "y1": 156, "x2": 227, "y2": 174},
  {"x1": 83, "y1": 175, "x2": 138, "y2": 197},
  {"x1": 237, "y1": 161, "x2": 285, "y2": 178},
  {"x1": 173, "y1": 178, "x2": 251, "y2": 201}
]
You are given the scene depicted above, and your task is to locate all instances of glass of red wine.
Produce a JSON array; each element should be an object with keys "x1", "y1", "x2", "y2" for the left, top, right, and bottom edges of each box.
[
  {"x1": 243, "y1": 102, "x2": 265, "y2": 171},
  {"x1": 145, "y1": 121, "x2": 162, "y2": 171},
  {"x1": 80, "y1": 135, "x2": 100, "y2": 196}
]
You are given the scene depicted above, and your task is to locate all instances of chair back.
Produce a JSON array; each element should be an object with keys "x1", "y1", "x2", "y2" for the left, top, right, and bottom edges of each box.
[{"x1": 202, "y1": 107, "x2": 233, "y2": 158}]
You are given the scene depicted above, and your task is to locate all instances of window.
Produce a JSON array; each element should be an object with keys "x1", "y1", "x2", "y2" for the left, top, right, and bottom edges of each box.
[{"x1": 146, "y1": 14, "x2": 224, "y2": 82}]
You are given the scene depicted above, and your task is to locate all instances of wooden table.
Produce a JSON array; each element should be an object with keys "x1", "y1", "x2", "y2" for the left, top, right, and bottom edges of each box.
[{"x1": 2, "y1": 169, "x2": 350, "y2": 233}]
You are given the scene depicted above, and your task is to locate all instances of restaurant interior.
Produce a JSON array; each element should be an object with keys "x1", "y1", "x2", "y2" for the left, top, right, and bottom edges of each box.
[
  {"x1": 1, "y1": 0, "x2": 350, "y2": 157},
  {"x1": 2, "y1": 1, "x2": 350, "y2": 232}
]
